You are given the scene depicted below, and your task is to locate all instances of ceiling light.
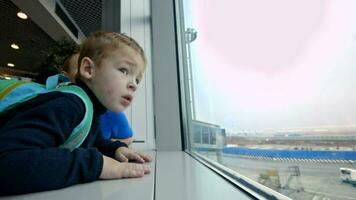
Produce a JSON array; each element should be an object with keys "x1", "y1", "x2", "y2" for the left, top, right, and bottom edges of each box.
[
  {"x1": 7, "y1": 63, "x2": 15, "y2": 67},
  {"x1": 17, "y1": 11, "x2": 28, "y2": 19},
  {"x1": 11, "y1": 43, "x2": 20, "y2": 49},
  {"x1": 4, "y1": 77, "x2": 11, "y2": 80}
]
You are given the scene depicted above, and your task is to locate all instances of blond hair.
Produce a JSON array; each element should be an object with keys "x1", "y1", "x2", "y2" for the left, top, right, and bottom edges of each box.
[{"x1": 78, "y1": 31, "x2": 146, "y2": 68}]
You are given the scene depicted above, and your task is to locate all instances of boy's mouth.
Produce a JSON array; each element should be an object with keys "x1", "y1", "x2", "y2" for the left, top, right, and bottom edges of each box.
[{"x1": 121, "y1": 95, "x2": 133, "y2": 106}]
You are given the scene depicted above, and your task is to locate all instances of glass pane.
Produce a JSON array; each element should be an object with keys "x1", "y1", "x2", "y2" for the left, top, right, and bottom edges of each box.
[{"x1": 179, "y1": 0, "x2": 356, "y2": 199}]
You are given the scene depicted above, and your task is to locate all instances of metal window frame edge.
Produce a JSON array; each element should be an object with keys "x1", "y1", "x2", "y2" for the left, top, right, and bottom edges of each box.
[{"x1": 174, "y1": 0, "x2": 194, "y2": 151}]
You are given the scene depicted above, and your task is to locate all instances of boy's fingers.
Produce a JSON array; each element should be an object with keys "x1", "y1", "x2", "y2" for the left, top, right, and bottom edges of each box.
[
  {"x1": 142, "y1": 165, "x2": 150, "y2": 174},
  {"x1": 121, "y1": 165, "x2": 143, "y2": 178},
  {"x1": 118, "y1": 148, "x2": 151, "y2": 163},
  {"x1": 127, "y1": 169, "x2": 144, "y2": 178},
  {"x1": 116, "y1": 153, "x2": 129, "y2": 162},
  {"x1": 115, "y1": 163, "x2": 150, "y2": 178},
  {"x1": 139, "y1": 153, "x2": 152, "y2": 162},
  {"x1": 128, "y1": 153, "x2": 145, "y2": 163},
  {"x1": 126, "y1": 163, "x2": 150, "y2": 177},
  {"x1": 133, "y1": 163, "x2": 150, "y2": 174}
]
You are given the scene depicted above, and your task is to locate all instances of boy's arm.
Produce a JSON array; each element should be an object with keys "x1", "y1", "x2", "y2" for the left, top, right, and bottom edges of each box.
[
  {"x1": 0, "y1": 92, "x2": 103, "y2": 195},
  {"x1": 94, "y1": 127, "x2": 151, "y2": 163},
  {"x1": 111, "y1": 137, "x2": 134, "y2": 146},
  {"x1": 0, "y1": 147, "x2": 103, "y2": 195},
  {"x1": 93, "y1": 126, "x2": 128, "y2": 158}
]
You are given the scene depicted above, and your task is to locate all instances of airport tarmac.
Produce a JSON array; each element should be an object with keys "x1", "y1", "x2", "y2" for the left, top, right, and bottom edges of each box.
[{"x1": 199, "y1": 151, "x2": 356, "y2": 200}]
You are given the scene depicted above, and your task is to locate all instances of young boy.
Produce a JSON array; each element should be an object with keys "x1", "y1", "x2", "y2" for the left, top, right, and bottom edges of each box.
[
  {"x1": 62, "y1": 52, "x2": 134, "y2": 145},
  {"x1": 0, "y1": 31, "x2": 151, "y2": 195}
]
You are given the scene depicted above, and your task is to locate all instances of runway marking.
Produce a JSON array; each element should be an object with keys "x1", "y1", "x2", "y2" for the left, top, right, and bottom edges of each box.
[{"x1": 230, "y1": 154, "x2": 356, "y2": 164}]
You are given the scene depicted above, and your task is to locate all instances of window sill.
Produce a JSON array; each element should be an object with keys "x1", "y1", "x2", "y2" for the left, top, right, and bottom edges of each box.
[
  {"x1": 155, "y1": 151, "x2": 254, "y2": 200},
  {"x1": 0, "y1": 151, "x2": 255, "y2": 200},
  {"x1": 0, "y1": 151, "x2": 156, "y2": 200}
]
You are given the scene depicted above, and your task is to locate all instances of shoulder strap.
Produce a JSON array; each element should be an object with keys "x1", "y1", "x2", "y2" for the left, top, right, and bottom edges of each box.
[
  {"x1": 55, "y1": 84, "x2": 93, "y2": 151},
  {"x1": 0, "y1": 76, "x2": 94, "y2": 151}
]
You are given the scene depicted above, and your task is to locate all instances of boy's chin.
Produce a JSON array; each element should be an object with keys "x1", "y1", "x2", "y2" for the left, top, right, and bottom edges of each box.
[{"x1": 108, "y1": 106, "x2": 126, "y2": 113}]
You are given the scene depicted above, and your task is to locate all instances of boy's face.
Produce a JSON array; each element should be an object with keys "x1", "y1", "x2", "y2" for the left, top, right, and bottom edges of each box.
[{"x1": 81, "y1": 45, "x2": 145, "y2": 112}]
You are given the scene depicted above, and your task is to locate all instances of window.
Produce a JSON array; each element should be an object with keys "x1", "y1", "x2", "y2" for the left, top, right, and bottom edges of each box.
[
  {"x1": 176, "y1": 1, "x2": 356, "y2": 199},
  {"x1": 193, "y1": 122, "x2": 202, "y2": 143},
  {"x1": 202, "y1": 126, "x2": 209, "y2": 144}
]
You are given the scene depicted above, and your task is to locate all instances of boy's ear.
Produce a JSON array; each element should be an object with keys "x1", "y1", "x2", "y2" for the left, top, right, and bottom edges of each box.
[{"x1": 79, "y1": 57, "x2": 95, "y2": 79}]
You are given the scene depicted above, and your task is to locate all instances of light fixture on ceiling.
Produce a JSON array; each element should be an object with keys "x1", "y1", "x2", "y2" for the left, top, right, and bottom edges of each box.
[
  {"x1": 17, "y1": 11, "x2": 28, "y2": 19},
  {"x1": 4, "y1": 76, "x2": 11, "y2": 80},
  {"x1": 11, "y1": 43, "x2": 20, "y2": 49},
  {"x1": 7, "y1": 63, "x2": 15, "y2": 67}
]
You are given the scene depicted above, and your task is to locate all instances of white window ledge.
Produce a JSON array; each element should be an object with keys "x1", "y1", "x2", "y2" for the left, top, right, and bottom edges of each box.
[
  {"x1": 155, "y1": 151, "x2": 253, "y2": 200},
  {"x1": 0, "y1": 151, "x2": 254, "y2": 200}
]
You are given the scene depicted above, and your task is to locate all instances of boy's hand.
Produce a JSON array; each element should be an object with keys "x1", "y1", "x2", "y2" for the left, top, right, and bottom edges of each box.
[
  {"x1": 115, "y1": 147, "x2": 152, "y2": 163},
  {"x1": 100, "y1": 156, "x2": 150, "y2": 179}
]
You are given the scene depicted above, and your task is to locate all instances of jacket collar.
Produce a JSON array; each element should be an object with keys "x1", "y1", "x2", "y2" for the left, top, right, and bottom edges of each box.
[{"x1": 75, "y1": 79, "x2": 107, "y2": 115}]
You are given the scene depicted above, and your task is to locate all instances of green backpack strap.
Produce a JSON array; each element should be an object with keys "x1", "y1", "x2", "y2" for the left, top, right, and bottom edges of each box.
[
  {"x1": 0, "y1": 75, "x2": 94, "y2": 151},
  {"x1": 55, "y1": 84, "x2": 94, "y2": 151}
]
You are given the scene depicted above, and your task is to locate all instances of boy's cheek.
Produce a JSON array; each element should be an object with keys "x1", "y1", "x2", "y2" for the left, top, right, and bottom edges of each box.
[{"x1": 106, "y1": 88, "x2": 114, "y2": 96}]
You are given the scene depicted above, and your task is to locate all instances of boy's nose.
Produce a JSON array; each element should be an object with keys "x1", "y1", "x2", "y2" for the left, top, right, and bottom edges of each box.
[{"x1": 128, "y1": 81, "x2": 137, "y2": 92}]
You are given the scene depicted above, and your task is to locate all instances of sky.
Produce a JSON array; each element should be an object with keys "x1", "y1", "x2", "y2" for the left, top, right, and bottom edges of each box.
[{"x1": 183, "y1": 0, "x2": 356, "y2": 133}]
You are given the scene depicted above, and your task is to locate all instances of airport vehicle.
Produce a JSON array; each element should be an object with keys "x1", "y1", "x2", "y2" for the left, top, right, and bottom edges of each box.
[{"x1": 340, "y1": 168, "x2": 356, "y2": 185}]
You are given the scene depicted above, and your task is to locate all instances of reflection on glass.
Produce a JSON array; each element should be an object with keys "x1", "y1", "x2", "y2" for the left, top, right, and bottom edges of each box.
[{"x1": 180, "y1": 0, "x2": 356, "y2": 199}]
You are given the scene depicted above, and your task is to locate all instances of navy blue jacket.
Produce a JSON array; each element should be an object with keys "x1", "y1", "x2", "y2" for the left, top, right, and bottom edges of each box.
[{"x1": 0, "y1": 80, "x2": 127, "y2": 195}]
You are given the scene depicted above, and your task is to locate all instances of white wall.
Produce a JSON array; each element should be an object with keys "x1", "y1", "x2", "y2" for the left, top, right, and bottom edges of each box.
[
  {"x1": 120, "y1": 0, "x2": 155, "y2": 150},
  {"x1": 151, "y1": 0, "x2": 183, "y2": 151}
]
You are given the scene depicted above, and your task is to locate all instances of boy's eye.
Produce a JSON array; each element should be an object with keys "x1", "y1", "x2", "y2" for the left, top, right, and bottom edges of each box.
[
  {"x1": 119, "y1": 68, "x2": 129, "y2": 75},
  {"x1": 136, "y1": 78, "x2": 140, "y2": 85}
]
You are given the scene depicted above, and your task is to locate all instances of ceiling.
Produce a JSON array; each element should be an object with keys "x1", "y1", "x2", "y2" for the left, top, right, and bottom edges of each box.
[
  {"x1": 0, "y1": 0, "x2": 55, "y2": 78},
  {"x1": 0, "y1": 0, "x2": 103, "y2": 79},
  {"x1": 59, "y1": 0, "x2": 102, "y2": 37}
]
